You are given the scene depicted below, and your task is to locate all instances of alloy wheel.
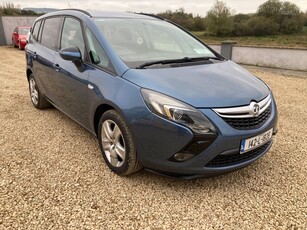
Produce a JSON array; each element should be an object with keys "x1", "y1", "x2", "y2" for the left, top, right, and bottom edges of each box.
[
  {"x1": 101, "y1": 120, "x2": 126, "y2": 167},
  {"x1": 29, "y1": 78, "x2": 38, "y2": 105}
]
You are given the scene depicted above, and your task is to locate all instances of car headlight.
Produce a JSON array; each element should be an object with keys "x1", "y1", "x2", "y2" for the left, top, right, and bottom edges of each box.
[
  {"x1": 20, "y1": 39, "x2": 26, "y2": 42},
  {"x1": 141, "y1": 89, "x2": 216, "y2": 135}
]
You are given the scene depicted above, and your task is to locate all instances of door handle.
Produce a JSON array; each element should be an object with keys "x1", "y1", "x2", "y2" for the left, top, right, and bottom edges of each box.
[{"x1": 53, "y1": 63, "x2": 60, "y2": 71}]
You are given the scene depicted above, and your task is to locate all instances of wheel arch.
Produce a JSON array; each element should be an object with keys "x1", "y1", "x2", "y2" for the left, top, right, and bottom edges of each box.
[
  {"x1": 26, "y1": 68, "x2": 32, "y2": 81},
  {"x1": 93, "y1": 103, "x2": 115, "y2": 136},
  {"x1": 93, "y1": 101, "x2": 133, "y2": 137}
]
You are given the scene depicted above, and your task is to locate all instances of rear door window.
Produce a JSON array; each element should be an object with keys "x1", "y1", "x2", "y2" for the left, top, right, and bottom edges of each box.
[{"x1": 41, "y1": 17, "x2": 62, "y2": 49}]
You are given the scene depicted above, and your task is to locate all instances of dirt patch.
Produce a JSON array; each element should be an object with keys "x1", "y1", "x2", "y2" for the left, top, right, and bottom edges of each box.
[{"x1": 0, "y1": 46, "x2": 306, "y2": 229}]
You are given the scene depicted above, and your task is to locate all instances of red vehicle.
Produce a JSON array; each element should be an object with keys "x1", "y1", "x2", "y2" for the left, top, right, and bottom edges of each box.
[{"x1": 12, "y1": 26, "x2": 31, "y2": 50}]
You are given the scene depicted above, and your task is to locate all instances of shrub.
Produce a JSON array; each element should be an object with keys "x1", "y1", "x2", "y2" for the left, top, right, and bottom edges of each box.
[
  {"x1": 257, "y1": 0, "x2": 304, "y2": 34},
  {"x1": 246, "y1": 16, "x2": 279, "y2": 36}
]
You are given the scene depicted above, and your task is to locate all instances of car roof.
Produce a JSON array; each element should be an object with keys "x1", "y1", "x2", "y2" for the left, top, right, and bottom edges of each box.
[
  {"x1": 88, "y1": 10, "x2": 160, "y2": 19},
  {"x1": 36, "y1": 9, "x2": 161, "y2": 20}
]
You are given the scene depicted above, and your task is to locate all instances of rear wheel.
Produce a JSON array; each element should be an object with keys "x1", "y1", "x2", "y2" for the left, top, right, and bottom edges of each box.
[
  {"x1": 28, "y1": 74, "x2": 51, "y2": 109},
  {"x1": 98, "y1": 110, "x2": 142, "y2": 175}
]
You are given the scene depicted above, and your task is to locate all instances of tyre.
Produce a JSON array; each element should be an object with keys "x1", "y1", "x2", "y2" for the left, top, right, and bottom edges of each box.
[
  {"x1": 98, "y1": 110, "x2": 142, "y2": 175},
  {"x1": 28, "y1": 74, "x2": 51, "y2": 109}
]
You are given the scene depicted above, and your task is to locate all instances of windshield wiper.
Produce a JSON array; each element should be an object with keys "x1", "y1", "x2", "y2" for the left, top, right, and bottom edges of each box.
[{"x1": 136, "y1": 56, "x2": 223, "y2": 69}]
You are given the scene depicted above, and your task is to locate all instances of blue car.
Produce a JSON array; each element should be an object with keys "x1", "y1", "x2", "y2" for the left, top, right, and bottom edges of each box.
[{"x1": 25, "y1": 10, "x2": 278, "y2": 178}]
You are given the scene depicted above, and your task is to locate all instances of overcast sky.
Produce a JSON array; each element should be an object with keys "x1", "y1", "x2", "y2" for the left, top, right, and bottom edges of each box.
[{"x1": 12, "y1": 0, "x2": 307, "y2": 16}]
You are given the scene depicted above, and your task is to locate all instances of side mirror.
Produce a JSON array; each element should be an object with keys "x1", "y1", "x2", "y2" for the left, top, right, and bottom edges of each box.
[
  {"x1": 60, "y1": 46, "x2": 85, "y2": 72},
  {"x1": 13, "y1": 31, "x2": 17, "y2": 35},
  {"x1": 59, "y1": 46, "x2": 82, "y2": 62}
]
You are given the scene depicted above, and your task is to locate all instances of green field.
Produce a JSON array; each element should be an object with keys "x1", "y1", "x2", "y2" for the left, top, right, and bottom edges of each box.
[{"x1": 192, "y1": 29, "x2": 307, "y2": 49}]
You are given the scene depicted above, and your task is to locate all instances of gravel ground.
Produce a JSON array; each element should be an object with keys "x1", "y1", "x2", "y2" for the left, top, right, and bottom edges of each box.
[{"x1": 0, "y1": 46, "x2": 306, "y2": 229}]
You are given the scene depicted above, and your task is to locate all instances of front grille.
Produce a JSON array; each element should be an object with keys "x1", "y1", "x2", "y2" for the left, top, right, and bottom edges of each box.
[
  {"x1": 222, "y1": 105, "x2": 271, "y2": 130},
  {"x1": 205, "y1": 141, "x2": 271, "y2": 168}
]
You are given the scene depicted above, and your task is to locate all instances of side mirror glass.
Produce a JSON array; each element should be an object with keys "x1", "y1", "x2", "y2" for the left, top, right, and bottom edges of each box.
[{"x1": 59, "y1": 46, "x2": 82, "y2": 62}]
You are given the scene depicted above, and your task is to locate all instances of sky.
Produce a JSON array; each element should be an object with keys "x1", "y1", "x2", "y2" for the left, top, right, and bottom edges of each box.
[{"x1": 11, "y1": 0, "x2": 307, "y2": 16}]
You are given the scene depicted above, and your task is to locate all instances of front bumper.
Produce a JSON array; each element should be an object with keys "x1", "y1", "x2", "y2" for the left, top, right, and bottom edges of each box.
[
  {"x1": 19, "y1": 40, "x2": 27, "y2": 49},
  {"x1": 131, "y1": 96, "x2": 278, "y2": 178}
]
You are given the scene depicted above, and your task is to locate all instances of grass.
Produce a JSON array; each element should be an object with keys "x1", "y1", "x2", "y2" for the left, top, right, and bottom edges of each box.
[{"x1": 192, "y1": 29, "x2": 307, "y2": 49}]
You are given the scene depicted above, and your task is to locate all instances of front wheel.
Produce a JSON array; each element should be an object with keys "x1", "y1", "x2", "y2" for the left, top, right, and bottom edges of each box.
[
  {"x1": 98, "y1": 110, "x2": 142, "y2": 176},
  {"x1": 12, "y1": 39, "x2": 17, "y2": 48}
]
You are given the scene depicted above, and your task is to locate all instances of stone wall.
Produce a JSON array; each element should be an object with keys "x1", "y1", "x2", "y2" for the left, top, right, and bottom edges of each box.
[{"x1": 209, "y1": 44, "x2": 307, "y2": 71}]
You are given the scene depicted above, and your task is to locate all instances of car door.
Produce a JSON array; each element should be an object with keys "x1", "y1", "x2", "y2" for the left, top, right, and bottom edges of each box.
[
  {"x1": 27, "y1": 17, "x2": 63, "y2": 102},
  {"x1": 52, "y1": 17, "x2": 90, "y2": 127}
]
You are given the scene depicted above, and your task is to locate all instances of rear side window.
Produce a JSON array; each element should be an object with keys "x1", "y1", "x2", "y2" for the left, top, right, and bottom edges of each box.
[
  {"x1": 32, "y1": 21, "x2": 41, "y2": 42},
  {"x1": 41, "y1": 17, "x2": 62, "y2": 49}
]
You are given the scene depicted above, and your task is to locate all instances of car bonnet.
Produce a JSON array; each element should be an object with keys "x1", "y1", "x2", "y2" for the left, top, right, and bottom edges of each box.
[{"x1": 122, "y1": 60, "x2": 270, "y2": 108}]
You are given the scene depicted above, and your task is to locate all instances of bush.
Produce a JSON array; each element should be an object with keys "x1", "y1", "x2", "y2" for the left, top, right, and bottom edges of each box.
[
  {"x1": 246, "y1": 16, "x2": 279, "y2": 36},
  {"x1": 191, "y1": 16, "x2": 206, "y2": 31},
  {"x1": 280, "y1": 16, "x2": 304, "y2": 34},
  {"x1": 257, "y1": 0, "x2": 304, "y2": 34},
  {"x1": 232, "y1": 22, "x2": 249, "y2": 36},
  {"x1": 233, "y1": 13, "x2": 252, "y2": 23}
]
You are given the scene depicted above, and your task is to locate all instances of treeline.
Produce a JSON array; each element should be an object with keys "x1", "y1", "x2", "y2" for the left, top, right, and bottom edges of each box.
[
  {"x1": 158, "y1": 8, "x2": 206, "y2": 31},
  {"x1": 158, "y1": 0, "x2": 307, "y2": 36},
  {"x1": 0, "y1": 2, "x2": 39, "y2": 16}
]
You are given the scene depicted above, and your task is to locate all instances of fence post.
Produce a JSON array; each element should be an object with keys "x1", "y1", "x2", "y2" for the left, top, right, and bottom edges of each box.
[{"x1": 221, "y1": 40, "x2": 237, "y2": 59}]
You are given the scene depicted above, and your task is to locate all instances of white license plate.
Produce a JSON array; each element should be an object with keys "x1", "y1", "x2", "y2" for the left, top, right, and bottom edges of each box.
[{"x1": 240, "y1": 128, "x2": 273, "y2": 154}]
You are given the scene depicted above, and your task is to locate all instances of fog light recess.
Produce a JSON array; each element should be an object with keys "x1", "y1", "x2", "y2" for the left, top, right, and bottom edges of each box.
[{"x1": 173, "y1": 152, "x2": 195, "y2": 162}]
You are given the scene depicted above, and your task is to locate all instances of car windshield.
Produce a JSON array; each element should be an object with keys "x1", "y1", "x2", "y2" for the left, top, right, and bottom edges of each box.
[
  {"x1": 94, "y1": 18, "x2": 217, "y2": 68},
  {"x1": 18, "y1": 27, "x2": 30, "y2": 35}
]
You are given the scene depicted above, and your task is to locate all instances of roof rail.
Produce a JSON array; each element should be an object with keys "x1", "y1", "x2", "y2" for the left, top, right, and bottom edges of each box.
[
  {"x1": 60, "y1": 9, "x2": 92, "y2": 17},
  {"x1": 137, "y1": 13, "x2": 165, "y2": 20}
]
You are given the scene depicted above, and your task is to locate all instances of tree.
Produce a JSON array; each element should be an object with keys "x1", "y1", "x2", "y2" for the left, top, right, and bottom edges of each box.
[
  {"x1": 0, "y1": 2, "x2": 38, "y2": 16},
  {"x1": 257, "y1": 0, "x2": 304, "y2": 34},
  {"x1": 158, "y1": 8, "x2": 206, "y2": 31},
  {"x1": 205, "y1": 0, "x2": 234, "y2": 36},
  {"x1": 257, "y1": 0, "x2": 283, "y2": 21}
]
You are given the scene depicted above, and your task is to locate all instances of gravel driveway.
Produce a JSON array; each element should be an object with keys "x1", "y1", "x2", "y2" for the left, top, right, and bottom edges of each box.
[{"x1": 0, "y1": 46, "x2": 306, "y2": 229}]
